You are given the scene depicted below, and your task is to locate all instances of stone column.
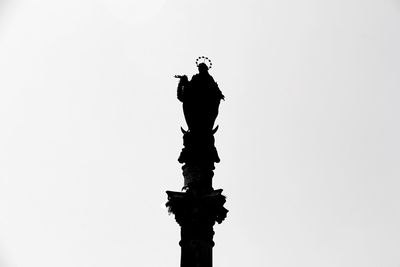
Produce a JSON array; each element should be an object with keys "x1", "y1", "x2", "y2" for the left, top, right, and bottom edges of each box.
[{"x1": 166, "y1": 130, "x2": 228, "y2": 267}]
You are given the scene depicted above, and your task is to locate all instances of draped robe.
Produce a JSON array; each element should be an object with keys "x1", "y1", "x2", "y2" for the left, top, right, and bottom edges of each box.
[{"x1": 177, "y1": 73, "x2": 224, "y2": 133}]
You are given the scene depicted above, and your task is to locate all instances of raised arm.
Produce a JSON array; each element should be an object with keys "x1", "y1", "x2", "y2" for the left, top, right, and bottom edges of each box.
[{"x1": 175, "y1": 75, "x2": 188, "y2": 102}]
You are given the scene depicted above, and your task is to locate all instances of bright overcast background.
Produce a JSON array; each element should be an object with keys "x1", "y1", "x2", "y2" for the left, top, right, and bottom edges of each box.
[{"x1": 1, "y1": 0, "x2": 400, "y2": 266}]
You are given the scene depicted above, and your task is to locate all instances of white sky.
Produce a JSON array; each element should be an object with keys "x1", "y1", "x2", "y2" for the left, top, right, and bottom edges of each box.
[{"x1": 0, "y1": 0, "x2": 399, "y2": 266}]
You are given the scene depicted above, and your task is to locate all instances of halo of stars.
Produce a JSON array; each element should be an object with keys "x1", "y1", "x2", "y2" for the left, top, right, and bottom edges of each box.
[{"x1": 195, "y1": 56, "x2": 212, "y2": 69}]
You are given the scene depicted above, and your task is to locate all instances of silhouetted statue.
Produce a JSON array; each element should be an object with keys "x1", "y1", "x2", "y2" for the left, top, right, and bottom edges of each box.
[
  {"x1": 175, "y1": 57, "x2": 224, "y2": 133},
  {"x1": 167, "y1": 57, "x2": 228, "y2": 267}
]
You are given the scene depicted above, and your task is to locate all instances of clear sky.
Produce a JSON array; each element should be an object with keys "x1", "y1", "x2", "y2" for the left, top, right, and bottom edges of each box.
[{"x1": 0, "y1": 0, "x2": 399, "y2": 266}]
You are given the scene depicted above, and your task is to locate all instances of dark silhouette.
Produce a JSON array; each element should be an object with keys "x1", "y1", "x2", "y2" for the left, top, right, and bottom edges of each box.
[
  {"x1": 176, "y1": 60, "x2": 224, "y2": 134},
  {"x1": 167, "y1": 57, "x2": 228, "y2": 267}
]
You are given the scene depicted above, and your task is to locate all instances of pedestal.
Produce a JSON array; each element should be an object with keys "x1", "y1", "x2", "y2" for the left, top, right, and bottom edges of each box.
[{"x1": 166, "y1": 129, "x2": 228, "y2": 267}]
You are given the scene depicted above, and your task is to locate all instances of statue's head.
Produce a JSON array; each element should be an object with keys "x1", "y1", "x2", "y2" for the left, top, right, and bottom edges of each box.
[
  {"x1": 195, "y1": 56, "x2": 212, "y2": 75},
  {"x1": 198, "y1": 63, "x2": 209, "y2": 74}
]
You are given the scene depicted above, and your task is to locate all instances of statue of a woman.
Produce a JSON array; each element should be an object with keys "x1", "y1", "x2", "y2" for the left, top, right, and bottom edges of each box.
[{"x1": 176, "y1": 57, "x2": 224, "y2": 133}]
